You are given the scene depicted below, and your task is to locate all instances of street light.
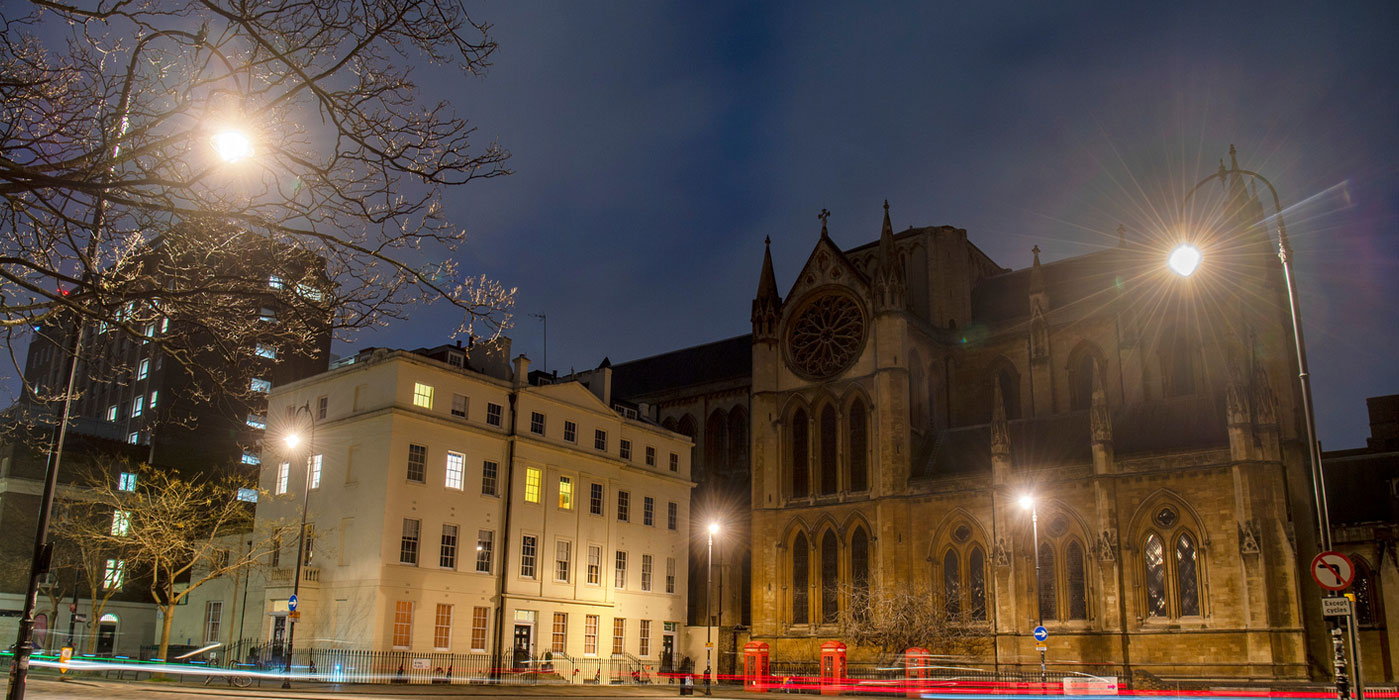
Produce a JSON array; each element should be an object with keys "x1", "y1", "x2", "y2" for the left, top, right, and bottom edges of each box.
[
  {"x1": 281, "y1": 402, "x2": 314, "y2": 689},
  {"x1": 1167, "y1": 244, "x2": 1201, "y2": 277},
  {"x1": 1020, "y1": 494, "x2": 1045, "y2": 684},
  {"x1": 211, "y1": 129, "x2": 253, "y2": 163},
  {"x1": 1176, "y1": 151, "x2": 1360, "y2": 699},
  {"x1": 706, "y1": 521, "x2": 720, "y2": 695}
]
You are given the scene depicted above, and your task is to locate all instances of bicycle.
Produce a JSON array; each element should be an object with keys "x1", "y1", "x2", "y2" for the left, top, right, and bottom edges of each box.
[{"x1": 204, "y1": 670, "x2": 254, "y2": 688}]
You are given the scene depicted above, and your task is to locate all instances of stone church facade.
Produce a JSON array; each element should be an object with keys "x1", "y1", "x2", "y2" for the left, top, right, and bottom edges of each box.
[{"x1": 615, "y1": 156, "x2": 1337, "y2": 680}]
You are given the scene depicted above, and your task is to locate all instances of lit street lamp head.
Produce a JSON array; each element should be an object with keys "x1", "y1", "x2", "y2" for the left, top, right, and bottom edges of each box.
[
  {"x1": 1168, "y1": 244, "x2": 1202, "y2": 277},
  {"x1": 708, "y1": 522, "x2": 720, "y2": 535},
  {"x1": 284, "y1": 433, "x2": 301, "y2": 449},
  {"x1": 211, "y1": 129, "x2": 253, "y2": 163},
  {"x1": 1018, "y1": 494, "x2": 1034, "y2": 510}
]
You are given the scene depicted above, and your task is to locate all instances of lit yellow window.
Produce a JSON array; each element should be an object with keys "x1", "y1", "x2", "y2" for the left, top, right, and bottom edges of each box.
[
  {"x1": 413, "y1": 383, "x2": 434, "y2": 409},
  {"x1": 559, "y1": 477, "x2": 573, "y2": 510},
  {"x1": 525, "y1": 468, "x2": 541, "y2": 503}
]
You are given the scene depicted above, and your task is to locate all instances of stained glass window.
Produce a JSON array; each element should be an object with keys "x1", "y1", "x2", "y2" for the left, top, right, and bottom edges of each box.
[
  {"x1": 943, "y1": 550, "x2": 961, "y2": 617},
  {"x1": 791, "y1": 409, "x2": 809, "y2": 498},
  {"x1": 1144, "y1": 534, "x2": 1167, "y2": 617},
  {"x1": 821, "y1": 531, "x2": 839, "y2": 622},
  {"x1": 792, "y1": 533, "x2": 809, "y2": 624},
  {"x1": 1354, "y1": 560, "x2": 1376, "y2": 626},
  {"x1": 851, "y1": 528, "x2": 870, "y2": 592},
  {"x1": 1066, "y1": 540, "x2": 1087, "y2": 620},
  {"x1": 1038, "y1": 542, "x2": 1058, "y2": 621},
  {"x1": 969, "y1": 546, "x2": 987, "y2": 621},
  {"x1": 848, "y1": 401, "x2": 868, "y2": 491},
  {"x1": 820, "y1": 406, "x2": 838, "y2": 495},
  {"x1": 1175, "y1": 533, "x2": 1200, "y2": 616},
  {"x1": 953, "y1": 524, "x2": 972, "y2": 543}
]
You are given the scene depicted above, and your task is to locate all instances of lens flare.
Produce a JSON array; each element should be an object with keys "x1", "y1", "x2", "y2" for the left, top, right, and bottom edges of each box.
[
  {"x1": 1168, "y1": 244, "x2": 1201, "y2": 277},
  {"x1": 212, "y1": 130, "x2": 253, "y2": 163}
]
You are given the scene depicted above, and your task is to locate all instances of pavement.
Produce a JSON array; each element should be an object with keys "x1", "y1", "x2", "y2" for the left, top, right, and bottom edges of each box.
[{"x1": 4, "y1": 674, "x2": 753, "y2": 699}]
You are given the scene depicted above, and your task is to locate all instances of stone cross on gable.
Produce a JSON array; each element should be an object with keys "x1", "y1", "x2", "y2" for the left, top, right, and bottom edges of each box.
[{"x1": 818, "y1": 208, "x2": 830, "y2": 225}]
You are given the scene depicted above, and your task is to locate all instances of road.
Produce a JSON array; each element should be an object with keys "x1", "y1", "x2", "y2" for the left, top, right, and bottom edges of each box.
[{"x1": 4, "y1": 676, "x2": 736, "y2": 699}]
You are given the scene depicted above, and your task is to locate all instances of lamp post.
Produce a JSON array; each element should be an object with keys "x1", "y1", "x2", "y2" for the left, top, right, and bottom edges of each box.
[
  {"x1": 706, "y1": 521, "x2": 720, "y2": 695},
  {"x1": 7, "y1": 127, "x2": 251, "y2": 700},
  {"x1": 282, "y1": 402, "x2": 314, "y2": 689},
  {"x1": 1020, "y1": 495, "x2": 1045, "y2": 684},
  {"x1": 1174, "y1": 152, "x2": 1360, "y2": 699}
]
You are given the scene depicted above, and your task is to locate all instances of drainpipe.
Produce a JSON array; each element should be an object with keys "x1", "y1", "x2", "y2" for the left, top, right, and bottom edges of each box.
[{"x1": 491, "y1": 362, "x2": 524, "y2": 676}]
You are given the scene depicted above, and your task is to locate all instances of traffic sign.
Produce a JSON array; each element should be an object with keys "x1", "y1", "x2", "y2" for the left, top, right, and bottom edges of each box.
[
  {"x1": 73, "y1": 614, "x2": 87, "y2": 623},
  {"x1": 288, "y1": 594, "x2": 298, "y2": 612},
  {"x1": 1322, "y1": 597, "x2": 1352, "y2": 617},
  {"x1": 1032, "y1": 626, "x2": 1048, "y2": 642},
  {"x1": 1310, "y1": 551, "x2": 1355, "y2": 591},
  {"x1": 1035, "y1": 644, "x2": 1048, "y2": 652}
]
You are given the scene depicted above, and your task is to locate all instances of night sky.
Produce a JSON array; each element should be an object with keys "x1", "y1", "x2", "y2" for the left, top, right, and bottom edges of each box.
[{"x1": 11, "y1": 2, "x2": 1399, "y2": 450}]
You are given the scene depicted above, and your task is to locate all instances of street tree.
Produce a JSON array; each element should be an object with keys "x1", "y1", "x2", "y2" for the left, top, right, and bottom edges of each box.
[
  {"x1": 833, "y1": 583, "x2": 992, "y2": 659},
  {"x1": 65, "y1": 461, "x2": 289, "y2": 662},
  {"x1": 0, "y1": 0, "x2": 514, "y2": 413}
]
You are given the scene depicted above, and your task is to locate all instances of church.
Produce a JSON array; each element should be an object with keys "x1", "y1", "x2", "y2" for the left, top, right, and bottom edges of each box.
[{"x1": 613, "y1": 153, "x2": 1333, "y2": 682}]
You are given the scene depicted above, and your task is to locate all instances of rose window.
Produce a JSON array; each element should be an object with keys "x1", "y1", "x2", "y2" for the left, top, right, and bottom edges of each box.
[{"x1": 786, "y1": 291, "x2": 866, "y2": 380}]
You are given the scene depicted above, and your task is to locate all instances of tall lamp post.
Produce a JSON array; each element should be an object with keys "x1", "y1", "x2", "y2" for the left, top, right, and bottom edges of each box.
[
  {"x1": 706, "y1": 521, "x2": 720, "y2": 695},
  {"x1": 282, "y1": 402, "x2": 314, "y2": 689},
  {"x1": 1172, "y1": 150, "x2": 1360, "y2": 699},
  {"x1": 1019, "y1": 495, "x2": 1046, "y2": 684}
]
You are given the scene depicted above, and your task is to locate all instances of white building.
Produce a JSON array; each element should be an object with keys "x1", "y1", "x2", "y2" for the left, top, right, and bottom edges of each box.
[{"x1": 240, "y1": 342, "x2": 693, "y2": 670}]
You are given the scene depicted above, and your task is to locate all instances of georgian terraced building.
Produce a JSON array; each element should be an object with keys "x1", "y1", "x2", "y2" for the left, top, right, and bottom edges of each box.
[{"x1": 251, "y1": 341, "x2": 693, "y2": 669}]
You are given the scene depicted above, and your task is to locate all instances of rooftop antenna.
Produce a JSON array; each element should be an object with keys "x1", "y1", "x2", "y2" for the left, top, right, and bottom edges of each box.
[{"x1": 528, "y1": 312, "x2": 547, "y2": 373}]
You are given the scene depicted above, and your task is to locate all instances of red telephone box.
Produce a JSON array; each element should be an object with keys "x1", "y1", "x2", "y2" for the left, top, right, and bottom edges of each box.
[
  {"x1": 819, "y1": 640, "x2": 847, "y2": 695},
  {"x1": 904, "y1": 647, "x2": 931, "y2": 698},
  {"x1": 743, "y1": 641, "x2": 770, "y2": 692}
]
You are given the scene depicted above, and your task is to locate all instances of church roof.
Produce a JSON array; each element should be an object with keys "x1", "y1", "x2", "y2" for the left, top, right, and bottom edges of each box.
[
  {"x1": 970, "y1": 247, "x2": 1134, "y2": 324},
  {"x1": 610, "y1": 334, "x2": 752, "y2": 401},
  {"x1": 1322, "y1": 446, "x2": 1399, "y2": 525},
  {"x1": 921, "y1": 393, "x2": 1229, "y2": 475}
]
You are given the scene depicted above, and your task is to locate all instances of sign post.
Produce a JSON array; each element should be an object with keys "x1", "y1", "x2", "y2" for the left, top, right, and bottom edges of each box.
[
  {"x1": 1032, "y1": 626, "x2": 1048, "y2": 684},
  {"x1": 1311, "y1": 551, "x2": 1362, "y2": 700}
]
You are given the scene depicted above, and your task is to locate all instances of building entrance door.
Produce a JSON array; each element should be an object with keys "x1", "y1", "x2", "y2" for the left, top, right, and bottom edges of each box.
[
  {"x1": 661, "y1": 633, "x2": 675, "y2": 672},
  {"x1": 96, "y1": 623, "x2": 117, "y2": 655},
  {"x1": 271, "y1": 616, "x2": 286, "y2": 664},
  {"x1": 512, "y1": 624, "x2": 532, "y2": 670}
]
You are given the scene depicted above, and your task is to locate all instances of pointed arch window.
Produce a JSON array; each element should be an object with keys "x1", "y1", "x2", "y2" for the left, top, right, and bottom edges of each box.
[
  {"x1": 706, "y1": 410, "x2": 728, "y2": 477},
  {"x1": 1070, "y1": 352, "x2": 1098, "y2": 411},
  {"x1": 850, "y1": 528, "x2": 870, "y2": 593},
  {"x1": 943, "y1": 550, "x2": 961, "y2": 617},
  {"x1": 1175, "y1": 533, "x2": 1200, "y2": 616},
  {"x1": 728, "y1": 408, "x2": 748, "y2": 474},
  {"x1": 791, "y1": 409, "x2": 809, "y2": 498},
  {"x1": 998, "y1": 366, "x2": 1021, "y2": 420},
  {"x1": 848, "y1": 401, "x2": 868, "y2": 492},
  {"x1": 1037, "y1": 541, "x2": 1058, "y2": 621},
  {"x1": 820, "y1": 531, "x2": 839, "y2": 622},
  {"x1": 1141, "y1": 505, "x2": 1206, "y2": 620},
  {"x1": 1353, "y1": 558, "x2": 1378, "y2": 626},
  {"x1": 968, "y1": 546, "x2": 987, "y2": 621},
  {"x1": 1065, "y1": 540, "x2": 1087, "y2": 620},
  {"x1": 1144, "y1": 533, "x2": 1167, "y2": 618},
  {"x1": 819, "y1": 406, "x2": 838, "y2": 495},
  {"x1": 792, "y1": 533, "x2": 809, "y2": 625}
]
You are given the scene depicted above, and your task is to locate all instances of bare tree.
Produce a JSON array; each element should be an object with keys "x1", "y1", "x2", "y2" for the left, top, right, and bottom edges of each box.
[
  {"x1": 1, "y1": 0, "x2": 514, "y2": 410},
  {"x1": 833, "y1": 583, "x2": 992, "y2": 659},
  {"x1": 53, "y1": 494, "x2": 138, "y2": 653},
  {"x1": 64, "y1": 461, "x2": 289, "y2": 662}
]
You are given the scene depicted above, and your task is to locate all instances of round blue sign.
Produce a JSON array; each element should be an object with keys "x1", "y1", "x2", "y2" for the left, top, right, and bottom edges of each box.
[
  {"x1": 1033, "y1": 625, "x2": 1048, "y2": 641},
  {"x1": 288, "y1": 594, "x2": 298, "y2": 612}
]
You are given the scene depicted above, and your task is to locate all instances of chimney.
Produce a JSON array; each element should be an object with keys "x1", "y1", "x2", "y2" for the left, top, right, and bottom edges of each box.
[{"x1": 512, "y1": 354, "x2": 531, "y2": 389}]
